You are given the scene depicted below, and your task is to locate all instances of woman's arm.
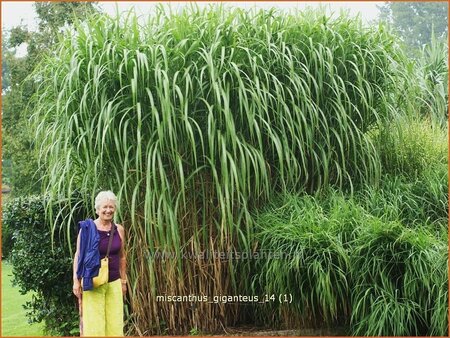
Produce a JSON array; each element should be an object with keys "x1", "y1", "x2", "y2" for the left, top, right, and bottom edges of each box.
[
  {"x1": 73, "y1": 232, "x2": 82, "y2": 298},
  {"x1": 117, "y1": 224, "x2": 127, "y2": 295}
]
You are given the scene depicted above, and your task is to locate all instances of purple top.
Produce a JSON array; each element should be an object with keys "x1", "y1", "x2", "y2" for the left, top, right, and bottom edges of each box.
[{"x1": 98, "y1": 224, "x2": 122, "y2": 282}]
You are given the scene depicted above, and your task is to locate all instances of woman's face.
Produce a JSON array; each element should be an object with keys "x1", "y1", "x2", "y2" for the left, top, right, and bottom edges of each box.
[{"x1": 97, "y1": 199, "x2": 116, "y2": 221}]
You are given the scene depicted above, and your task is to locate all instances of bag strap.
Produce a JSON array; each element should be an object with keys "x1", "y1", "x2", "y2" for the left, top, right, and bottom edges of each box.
[{"x1": 105, "y1": 223, "x2": 115, "y2": 258}]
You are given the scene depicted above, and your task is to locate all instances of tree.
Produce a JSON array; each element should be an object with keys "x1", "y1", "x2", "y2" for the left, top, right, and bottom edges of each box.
[
  {"x1": 2, "y1": 2, "x2": 99, "y2": 196},
  {"x1": 378, "y1": 2, "x2": 448, "y2": 55},
  {"x1": 2, "y1": 31, "x2": 13, "y2": 91}
]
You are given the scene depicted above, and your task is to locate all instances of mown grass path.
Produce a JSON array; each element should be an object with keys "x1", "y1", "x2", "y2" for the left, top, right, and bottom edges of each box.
[{"x1": 2, "y1": 261, "x2": 44, "y2": 336}]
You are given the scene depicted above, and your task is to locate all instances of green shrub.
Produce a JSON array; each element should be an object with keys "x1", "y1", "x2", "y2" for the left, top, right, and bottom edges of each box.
[
  {"x1": 3, "y1": 195, "x2": 87, "y2": 336},
  {"x1": 1, "y1": 220, "x2": 14, "y2": 259}
]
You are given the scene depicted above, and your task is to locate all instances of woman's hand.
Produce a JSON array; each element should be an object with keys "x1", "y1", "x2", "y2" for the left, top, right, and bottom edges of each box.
[{"x1": 73, "y1": 279, "x2": 82, "y2": 298}]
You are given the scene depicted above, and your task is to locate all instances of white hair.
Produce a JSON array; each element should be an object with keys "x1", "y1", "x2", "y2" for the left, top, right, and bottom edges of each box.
[{"x1": 95, "y1": 190, "x2": 117, "y2": 211}]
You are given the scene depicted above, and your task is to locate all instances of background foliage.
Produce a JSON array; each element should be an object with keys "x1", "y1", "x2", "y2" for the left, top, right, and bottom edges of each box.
[
  {"x1": 378, "y1": 2, "x2": 448, "y2": 56},
  {"x1": 1, "y1": 2, "x2": 98, "y2": 196}
]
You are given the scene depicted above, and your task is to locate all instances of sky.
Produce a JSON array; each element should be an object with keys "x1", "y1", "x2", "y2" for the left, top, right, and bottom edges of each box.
[
  {"x1": 2, "y1": 1, "x2": 383, "y2": 30},
  {"x1": 2, "y1": 1, "x2": 383, "y2": 56}
]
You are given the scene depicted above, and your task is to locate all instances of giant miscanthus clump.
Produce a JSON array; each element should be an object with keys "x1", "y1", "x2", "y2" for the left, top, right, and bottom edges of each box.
[{"x1": 33, "y1": 5, "x2": 404, "y2": 334}]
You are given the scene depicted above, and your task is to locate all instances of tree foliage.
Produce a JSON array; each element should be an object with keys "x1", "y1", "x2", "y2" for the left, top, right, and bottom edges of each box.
[
  {"x1": 2, "y1": 31, "x2": 13, "y2": 91},
  {"x1": 2, "y1": 2, "x2": 99, "y2": 196},
  {"x1": 378, "y1": 2, "x2": 448, "y2": 55}
]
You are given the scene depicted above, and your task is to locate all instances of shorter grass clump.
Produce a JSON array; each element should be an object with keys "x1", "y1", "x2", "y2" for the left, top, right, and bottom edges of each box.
[
  {"x1": 350, "y1": 219, "x2": 447, "y2": 336},
  {"x1": 250, "y1": 192, "x2": 358, "y2": 328},
  {"x1": 252, "y1": 191, "x2": 448, "y2": 336},
  {"x1": 356, "y1": 165, "x2": 448, "y2": 228},
  {"x1": 365, "y1": 116, "x2": 448, "y2": 228}
]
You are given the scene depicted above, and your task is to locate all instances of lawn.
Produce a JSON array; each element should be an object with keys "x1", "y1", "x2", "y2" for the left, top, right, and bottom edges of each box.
[{"x1": 2, "y1": 261, "x2": 44, "y2": 336}]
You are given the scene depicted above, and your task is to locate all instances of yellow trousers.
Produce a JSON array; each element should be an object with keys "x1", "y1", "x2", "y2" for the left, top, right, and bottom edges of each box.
[{"x1": 82, "y1": 279, "x2": 124, "y2": 336}]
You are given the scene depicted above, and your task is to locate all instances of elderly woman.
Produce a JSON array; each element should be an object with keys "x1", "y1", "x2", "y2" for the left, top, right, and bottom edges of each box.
[{"x1": 72, "y1": 190, "x2": 127, "y2": 336}]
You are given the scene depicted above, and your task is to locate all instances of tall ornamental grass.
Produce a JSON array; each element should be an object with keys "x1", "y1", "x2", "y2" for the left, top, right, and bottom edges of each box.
[
  {"x1": 392, "y1": 36, "x2": 448, "y2": 128},
  {"x1": 416, "y1": 37, "x2": 448, "y2": 127},
  {"x1": 33, "y1": 6, "x2": 405, "y2": 334}
]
